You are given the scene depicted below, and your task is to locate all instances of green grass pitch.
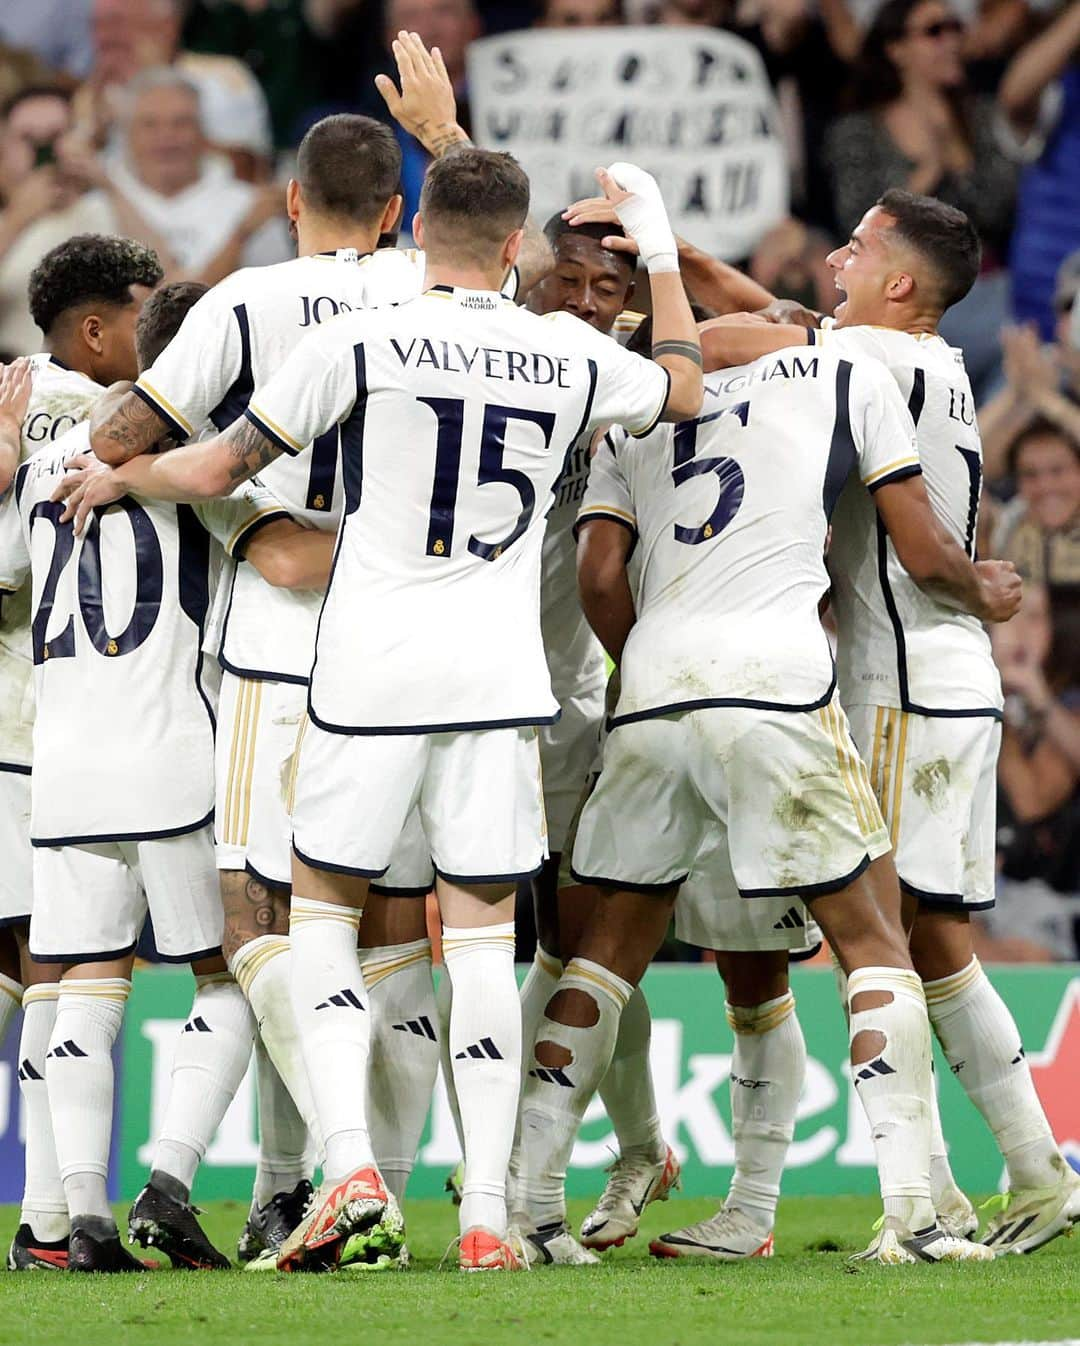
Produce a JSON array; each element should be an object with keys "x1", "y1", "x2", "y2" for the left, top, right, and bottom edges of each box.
[{"x1": 3, "y1": 1196, "x2": 1078, "y2": 1346}]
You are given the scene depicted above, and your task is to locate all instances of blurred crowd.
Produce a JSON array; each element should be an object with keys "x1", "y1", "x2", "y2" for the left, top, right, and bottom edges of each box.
[{"x1": 0, "y1": 0, "x2": 1077, "y2": 960}]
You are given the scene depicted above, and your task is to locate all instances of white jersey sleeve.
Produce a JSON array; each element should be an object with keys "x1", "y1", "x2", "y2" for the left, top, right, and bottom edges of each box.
[
  {"x1": 193, "y1": 478, "x2": 294, "y2": 558},
  {"x1": 245, "y1": 325, "x2": 356, "y2": 459},
  {"x1": 134, "y1": 282, "x2": 244, "y2": 440},
  {"x1": 578, "y1": 430, "x2": 637, "y2": 536},
  {"x1": 846, "y1": 357, "x2": 922, "y2": 492},
  {"x1": 0, "y1": 486, "x2": 30, "y2": 595},
  {"x1": 548, "y1": 313, "x2": 670, "y2": 437}
]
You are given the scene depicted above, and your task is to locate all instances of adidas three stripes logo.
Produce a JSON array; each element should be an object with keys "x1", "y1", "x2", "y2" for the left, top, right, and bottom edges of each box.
[
  {"x1": 773, "y1": 907, "x2": 805, "y2": 931},
  {"x1": 854, "y1": 1056, "x2": 896, "y2": 1083},
  {"x1": 45, "y1": 1041, "x2": 87, "y2": 1060},
  {"x1": 454, "y1": 1037, "x2": 502, "y2": 1061},
  {"x1": 315, "y1": 988, "x2": 365, "y2": 1011},
  {"x1": 393, "y1": 1016, "x2": 437, "y2": 1041},
  {"x1": 183, "y1": 1016, "x2": 212, "y2": 1033}
]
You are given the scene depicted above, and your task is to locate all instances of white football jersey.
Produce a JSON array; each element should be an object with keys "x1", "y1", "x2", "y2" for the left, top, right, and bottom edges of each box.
[
  {"x1": 541, "y1": 310, "x2": 645, "y2": 695},
  {"x1": 578, "y1": 347, "x2": 919, "y2": 725},
  {"x1": 0, "y1": 357, "x2": 104, "y2": 771},
  {"x1": 0, "y1": 428, "x2": 290, "y2": 842},
  {"x1": 245, "y1": 284, "x2": 670, "y2": 733},
  {"x1": 132, "y1": 248, "x2": 430, "y2": 685},
  {"x1": 818, "y1": 324, "x2": 1002, "y2": 715}
]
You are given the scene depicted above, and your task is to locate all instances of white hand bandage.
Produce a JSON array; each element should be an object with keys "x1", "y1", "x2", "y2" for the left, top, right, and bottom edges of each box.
[{"x1": 605, "y1": 162, "x2": 679, "y2": 275}]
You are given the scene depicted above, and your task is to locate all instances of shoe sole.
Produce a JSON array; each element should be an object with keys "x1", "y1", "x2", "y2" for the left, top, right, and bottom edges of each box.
[{"x1": 648, "y1": 1235, "x2": 774, "y2": 1262}]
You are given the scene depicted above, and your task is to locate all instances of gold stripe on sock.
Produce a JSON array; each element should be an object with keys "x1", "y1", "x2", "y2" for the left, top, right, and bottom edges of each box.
[
  {"x1": 0, "y1": 977, "x2": 23, "y2": 1008},
  {"x1": 59, "y1": 979, "x2": 131, "y2": 1003},
  {"x1": 231, "y1": 936, "x2": 290, "y2": 995},
  {"x1": 194, "y1": 971, "x2": 235, "y2": 990},
  {"x1": 22, "y1": 984, "x2": 57, "y2": 1008},
  {"x1": 564, "y1": 960, "x2": 631, "y2": 1011},
  {"x1": 358, "y1": 947, "x2": 431, "y2": 990},
  {"x1": 442, "y1": 934, "x2": 516, "y2": 959},
  {"x1": 847, "y1": 967, "x2": 924, "y2": 1005},
  {"x1": 536, "y1": 947, "x2": 563, "y2": 980},
  {"x1": 923, "y1": 957, "x2": 981, "y2": 1006},
  {"x1": 727, "y1": 994, "x2": 795, "y2": 1036}
]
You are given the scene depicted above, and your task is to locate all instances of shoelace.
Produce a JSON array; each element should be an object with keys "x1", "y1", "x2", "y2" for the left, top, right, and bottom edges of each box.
[
  {"x1": 595, "y1": 1156, "x2": 650, "y2": 1211},
  {"x1": 979, "y1": 1192, "x2": 1012, "y2": 1217}
]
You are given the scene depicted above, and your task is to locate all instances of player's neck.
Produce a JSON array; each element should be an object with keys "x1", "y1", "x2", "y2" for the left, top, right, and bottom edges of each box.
[
  {"x1": 841, "y1": 305, "x2": 939, "y2": 337},
  {"x1": 43, "y1": 338, "x2": 95, "y2": 382},
  {"x1": 424, "y1": 261, "x2": 506, "y2": 293},
  {"x1": 297, "y1": 218, "x2": 382, "y2": 259}
]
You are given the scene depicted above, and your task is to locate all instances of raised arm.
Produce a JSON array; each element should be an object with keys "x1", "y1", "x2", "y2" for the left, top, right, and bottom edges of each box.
[
  {"x1": 999, "y1": 1, "x2": 1080, "y2": 133},
  {"x1": 699, "y1": 316, "x2": 811, "y2": 371},
  {"x1": 0, "y1": 359, "x2": 32, "y2": 495},
  {"x1": 376, "y1": 30, "x2": 554, "y2": 296},
  {"x1": 873, "y1": 474, "x2": 1021, "y2": 622}
]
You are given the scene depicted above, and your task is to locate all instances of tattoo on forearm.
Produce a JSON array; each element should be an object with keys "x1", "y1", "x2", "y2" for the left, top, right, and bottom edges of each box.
[
  {"x1": 652, "y1": 340, "x2": 704, "y2": 368},
  {"x1": 99, "y1": 395, "x2": 167, "y2": 460},
  {"x1": 223, "y1": 419, "x2": 281, "y2": 483}
]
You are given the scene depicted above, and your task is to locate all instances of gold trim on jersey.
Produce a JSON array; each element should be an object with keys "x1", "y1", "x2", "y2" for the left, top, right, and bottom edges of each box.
[
  {"x1": 223, "y1": 680, "x2": 261, "y2": 847},
  {"x1": 246, "y1": 405, "x2": 304, "y2": 452},
  {"x1": 135, "y1": 379, "x2": 194, "y2": 435},
  {"x1": 227, "y1": 507, "x2": 287, "y2": 558},
  {"x1": 863, "y1": 455, "x2": 921, "y2": 487},
  {"x1": 577, "y1": 503, "x2": 636, "y2": 528}
]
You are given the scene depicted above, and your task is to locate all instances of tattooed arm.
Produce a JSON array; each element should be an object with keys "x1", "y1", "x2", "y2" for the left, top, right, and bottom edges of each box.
[
  {"x1": 89, "y1": 384, "x2": 172, "y2": 465},
  {"x1": 53, "y1": 415, "x2": 284, "y2": 535}
]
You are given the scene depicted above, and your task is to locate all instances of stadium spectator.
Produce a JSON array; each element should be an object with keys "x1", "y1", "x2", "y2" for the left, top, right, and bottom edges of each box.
[
  {"x1": 105, "y1": 67, "x2": 291, "y2": 286},
  {"x1": 0, "y1": 85, "x2": 162, "y2": 358},
  {"x1": 823, "y1": 0, "x2": 1017, "y2": 400},
  {"x1": 992, "y1": 417, "x2": 1080, "y2": 589},
  {"x1": 77, "y1": 0, "x2": 274, "y2": 179},
  {"x1": 981, "y1": 250, "x2": 1080, "y2": 484},
  {"x1": 1001, "y1": 0, "x2": 1080, "y2": 341},
  {"x1": 0, "y1": 0, "x2": 94, "y2": 81},
  {"x1": 537, "y1": 0, "x2": 625, "y2": 24}
]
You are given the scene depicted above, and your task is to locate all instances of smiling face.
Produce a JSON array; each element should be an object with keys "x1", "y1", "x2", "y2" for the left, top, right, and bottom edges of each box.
[
  {"x1": 527, "y1": 233, "x2": 635, "y2": 333},
  {"x1": 1015, "y1": 430, "x2": 1080, "y2": 534}
]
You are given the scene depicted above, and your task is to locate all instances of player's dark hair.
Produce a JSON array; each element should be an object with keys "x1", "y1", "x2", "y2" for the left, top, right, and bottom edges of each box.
[
  {"x1": 876, "y1": 188, "x2": 981, "y2": 312},
  {"x1": 1, "y1": 84, "x2": 72, "y2": 122},
  {"x1": 543, "y1": 212, "x2": 635, "y2": 275},
  {"x1": 296, "y1": 114, "x2": 401, "y2": 225},
  {"x1": 420, "y1": 148, "x2": 529, "y2": 264},
  {"x1": 1006, "y1": 416, "x2": 1080, "y2": 477},
  {"x1": 135, "y1": 280, "x2": 208, "y2": 370},
  {"x1": 28, "y1": 234, "x2": 163, "y2": 337}
]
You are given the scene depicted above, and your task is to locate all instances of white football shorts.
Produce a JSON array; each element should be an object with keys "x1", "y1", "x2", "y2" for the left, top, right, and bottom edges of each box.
[
  {"x1": 846, "y1": 704, "x2": 1001, "y2": 911},
  {"x1": 539, "y1": 676, "x2": 605, "y2": 853},
  {"x1": 572, "y1": 697, "x2": 890, "y2": 898},
  {"x1": 215, "y1": 672, "x2": 301, "y2": 887},
  {"x1": 291, "y1": 719, "x2": 547, "y2": 884},
  {"x1": 30, "y1": 824, "x2": 223, "y2": 963},
  {"x1": 0, "y1": 767, "x2": 32, "y2": 925}
]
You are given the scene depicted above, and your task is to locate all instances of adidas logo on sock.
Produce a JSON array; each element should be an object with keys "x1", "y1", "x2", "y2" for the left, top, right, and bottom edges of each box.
[
  {"x1": 772, "y1": 906, "x2": 805, "y2": 931},
  {"x1": 314, "y1": 988, "x2": 365, "y2": 1011},
  {"x1": 454, "y1": 1037, "x2": 502, "y2": 1061},
  {"x1": 529, "y1": 1065, "x2": 574, "y2": 1087},
  {"x1": 17, "y1": 1058, "x2": 43, "y2": 1082},
  {"x1": 45, "y1": 1040, "x2": 87, "y2": 1060},
  {"x1": 183, "y1": 1016, "x2": 211, "y2": 1033},
  {"x1": 392, "y1": 1016, "x2": 437, "y2": 1041},
  {"x1": 854, "y1": 1056, "x2": 896, "y2": 1083}
]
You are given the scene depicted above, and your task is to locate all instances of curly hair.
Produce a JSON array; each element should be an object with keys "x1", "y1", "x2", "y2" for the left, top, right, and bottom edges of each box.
[{"x1": 28, "y1": 233, "x2": 163, "y2": 336}]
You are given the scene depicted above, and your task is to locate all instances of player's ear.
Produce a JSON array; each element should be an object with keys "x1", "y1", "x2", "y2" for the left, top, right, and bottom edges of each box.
[
  {"x1": 286, "y1": 179, "x2": 302, "y2": 224},
  {"x1": 380, "y1": 194, "x2": 403, "y2": 237},
  {"x1": 81, "y1": 312, "x2": 105, "y2": 356},
  {"x1": 413, "y1": 213, "x2": 425, "y2": 249},
  {"x1": 887, "y1": 270, "x2": 915, "y2": 302},
  {"x1": 504, "y1": 227, "x2": 525, "y2": 273}
]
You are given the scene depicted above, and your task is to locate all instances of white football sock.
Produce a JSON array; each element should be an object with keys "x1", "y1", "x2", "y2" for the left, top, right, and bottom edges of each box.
[
  {"x1": 253, "y1": 1038, "x2": 311, "y2": 1207},
  {"x1": 519, "y1": 947, "x2": 562, "y2": 1077},
  {"x1": 847, "y1": 967, "x2": 935, "y2": 1230},
  {"x1": 726, "y1": 992, "x2": 806, "y2": 1232},
  {"x1": 230, "y1": 934, "x2": 324, "y2": 1160},
  {"x1": 46, "y1": 978, "x2": 130, "y2": 1224},
  {"x1": 18, "y1": 985, "x2": 67, "y2": 1241},
  {"x1": 442, "y1": 923, "x2": 520, "y2": 1237},
  {"x1": 151, "y1": 973, "x2": 255, "y2": 1201},
  {"x1": 289, "y1": 896, "x2": 374, "y2": 1179},
  {"x1": 927, "y1": 1065, "x2": 963, "y2": 1208},
  {"x1": 359, "y1": 938, "x2": 440, "y2": 1202},
  {"x1": 925, "y1": 957, "x2": 1063, "y2": 1191},
  {"x1": 434, "y1": 966, "x2": 465, "y2": 1158},
  {"x1": 518, "y1": 957, "x2": 632, "y2": 1228},
  {"x1": 598, "y1": 985, "x2": 665, "y2": 1158},
  {"x1": 0, "y1": 971, "x2": 22, "y2": 1047}
]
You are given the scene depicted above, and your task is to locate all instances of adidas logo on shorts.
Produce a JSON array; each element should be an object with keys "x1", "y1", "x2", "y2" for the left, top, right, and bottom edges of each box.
[{"x1": 773, "y1": 907, "x2": 805, "y2": 931}]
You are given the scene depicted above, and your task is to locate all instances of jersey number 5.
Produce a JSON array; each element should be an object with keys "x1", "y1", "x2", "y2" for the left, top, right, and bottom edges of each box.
[
  {"x1": 671, "y1": 401, "x2": 748, "y2": 545},
  {"x1": 29, "y1": 500, "x2": 163, "y2": 665}
]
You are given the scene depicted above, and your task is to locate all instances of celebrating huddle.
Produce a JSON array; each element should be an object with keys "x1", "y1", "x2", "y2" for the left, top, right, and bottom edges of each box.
[{"x1": 0, "y1": 31, "x2": 1076, "y2": 1279}]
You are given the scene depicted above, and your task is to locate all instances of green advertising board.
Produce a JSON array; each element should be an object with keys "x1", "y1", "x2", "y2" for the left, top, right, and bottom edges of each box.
[{"x1": 119, "y1": 964, "x2": 1080, "y2": 1203}]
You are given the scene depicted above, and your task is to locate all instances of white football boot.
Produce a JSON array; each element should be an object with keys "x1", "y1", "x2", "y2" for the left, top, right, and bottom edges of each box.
[{"x1": 579, "y1": 1145, "x2": 681, "y2": 1251}]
